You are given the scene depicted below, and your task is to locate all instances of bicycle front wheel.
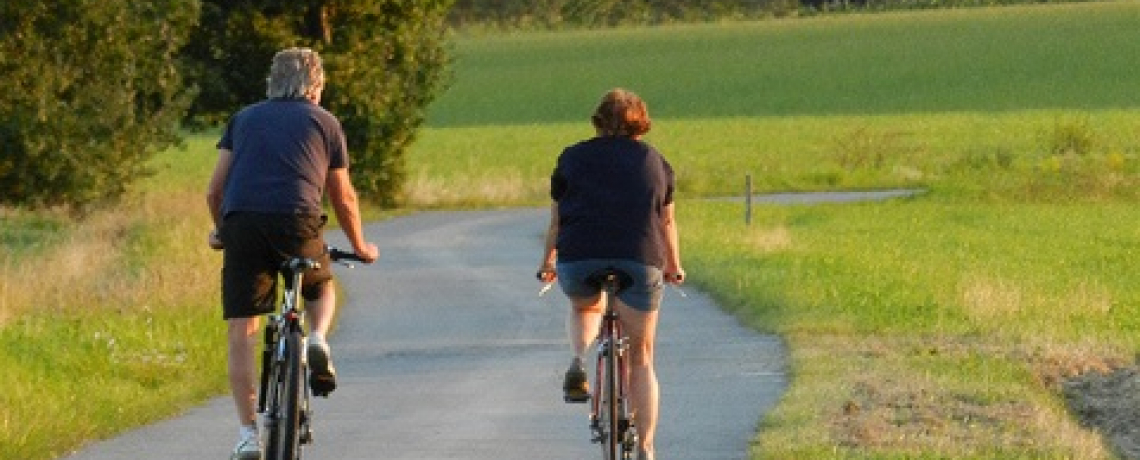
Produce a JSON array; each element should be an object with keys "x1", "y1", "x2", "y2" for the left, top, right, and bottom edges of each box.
[{"x1": 269, "y1": 328, "x2": 305, "y2": 460}]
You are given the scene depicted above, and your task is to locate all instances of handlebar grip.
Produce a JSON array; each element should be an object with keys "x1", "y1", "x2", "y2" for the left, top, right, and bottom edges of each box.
[{"x1": 327, "y1": 247, "x2": 366, "y2": 263}]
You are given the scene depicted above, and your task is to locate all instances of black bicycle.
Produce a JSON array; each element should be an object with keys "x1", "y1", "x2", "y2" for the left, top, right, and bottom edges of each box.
[
  {"x1": 258, "y1": 246, "x2": 363, "y2": 460},
  {"x1": 588, "y1": 269, "x2": 638, "y2": 460}
]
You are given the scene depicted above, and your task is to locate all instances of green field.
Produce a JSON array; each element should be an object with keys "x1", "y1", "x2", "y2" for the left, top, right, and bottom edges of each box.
[
  {"x1": 411, "y1": 1, "x2": 1140, "y2": 207},
  {"x1": 5, "y1": 1, "x2": 1140, "y2": 458},
  {"x1": 410, "y1": 2, "x2": 1140, "y2": 457},
  {"x1": 429, "y1": 2, "x2": 1140, "y2": 126}
]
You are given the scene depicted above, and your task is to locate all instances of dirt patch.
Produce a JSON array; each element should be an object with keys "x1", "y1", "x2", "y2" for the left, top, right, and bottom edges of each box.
[
  {"x1": 823, "y1": 335, "x2": 1130, "y2": 456},
  {"x1": 833, "y1": 378, "x2": 1038, "y2": 452},
  {"x1": 1064, "y1": 366, "x2": 1140, "y2": 459}
]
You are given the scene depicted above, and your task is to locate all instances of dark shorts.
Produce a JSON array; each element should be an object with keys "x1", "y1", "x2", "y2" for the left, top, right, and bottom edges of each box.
[
  {"x1": 555, "y1": 259, "x2": 663, "y2": 312},
  {"x1": 219, "y1": 212, "x2": 332, "y2": 319}
]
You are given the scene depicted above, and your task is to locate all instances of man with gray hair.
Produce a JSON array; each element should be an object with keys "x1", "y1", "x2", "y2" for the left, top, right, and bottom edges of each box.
[{"x1": 206, "y1": 47, "x2": 379, "y2": 460}]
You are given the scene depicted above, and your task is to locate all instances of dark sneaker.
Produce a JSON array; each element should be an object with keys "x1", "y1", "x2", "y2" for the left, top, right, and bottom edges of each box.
[
  {"x1": 230, "y1": 430, "x2": 262, "y2": 460},
  {"x1": 563, "y1": 361, "x2": 589, "y2": 403},
  {"x1": 308, "y1": 339, "x2": 337, "y2": 397}
]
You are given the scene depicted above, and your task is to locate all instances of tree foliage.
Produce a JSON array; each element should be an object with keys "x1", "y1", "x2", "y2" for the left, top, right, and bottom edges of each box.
[
  {"x1": 446, "y1": 0, "x2": 799, "y2": 28},
  {"x1": 447, "y1": 0, "x2": 1096, "y2": 29},
  {"x1": 0, "y1": 1, "x2": 198, "y2": 210},
  {"x1": 185, "y1": 0, "x2": 453, "y2": 207}
]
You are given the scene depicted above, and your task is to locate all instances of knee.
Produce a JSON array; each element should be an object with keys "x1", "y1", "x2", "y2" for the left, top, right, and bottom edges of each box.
[
  {"x1": 227, "y1": 318, "x2": 259, "y2": 347},
  {"x1": 627, "y1": 337, "x2": 655, "y2": 367}
]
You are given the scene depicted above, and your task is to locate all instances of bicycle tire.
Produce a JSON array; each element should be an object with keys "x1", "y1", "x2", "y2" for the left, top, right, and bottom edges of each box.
[
  {"x1": 598, "y1": 336, "x2": 621, "y2": 460},
  {"x1": 264, "y1": 335, "x2": 284, "y2": 457},
  {"x1": 617, "y1": 350, "x2": 638, "y2": 460},
  {"x1": 270, "y1": 328, "x2": 305, "y2": 460}
]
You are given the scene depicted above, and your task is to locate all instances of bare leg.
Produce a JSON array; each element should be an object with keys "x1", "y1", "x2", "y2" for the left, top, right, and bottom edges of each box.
[
  {"x1": 569, "y1": 294, "x2": 604, "y2": 360},
  {"x1": 306, "y1": 281, "x2": 336, "y2": 338},
  {"x1": 615, "y1": 301, "x2": 659, "y2": 457},
  {"x1": 227, "y1": 317, "x2": 261, "y2": 427}
]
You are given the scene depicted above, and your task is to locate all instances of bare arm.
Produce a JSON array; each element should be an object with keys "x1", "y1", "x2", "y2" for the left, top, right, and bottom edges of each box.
[
  {"x1": 538, "y1": 201, "x2": 559, "y2": 282},
  {"x1": 660, "y1": 202, "x2": 685, "y2": 284},
  {"x1": 326, "y1": 167, "x2": 378, "y2": 262},
  {"x1": 205, "y1": 148, "x2": 235, "y2": 249}
]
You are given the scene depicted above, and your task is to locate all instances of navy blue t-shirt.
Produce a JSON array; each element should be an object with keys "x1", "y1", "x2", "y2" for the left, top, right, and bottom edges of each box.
[
  {"x1": 551, "y1": 136, "x2": 675, "y2": 268},
  {"x1": 217, "y1": 98, "x2": 348, "y2": 217}
]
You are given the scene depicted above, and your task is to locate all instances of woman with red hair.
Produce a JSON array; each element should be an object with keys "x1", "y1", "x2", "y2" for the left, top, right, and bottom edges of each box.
[{"x1": 538, "y1": 88, "x2": 685, "y2": 460}]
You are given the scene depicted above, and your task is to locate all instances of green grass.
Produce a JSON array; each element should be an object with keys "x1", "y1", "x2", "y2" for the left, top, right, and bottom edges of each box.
[
  {"x1": 410, "y1": 110, "x2": 1140, "y2": 206},
  {"x1": 685, "y1": 200, "x2": 1140, "y2": 342},
  {"x1": 0, "y1": 134, "x2": 228, "y2": 459},
  {"x1": 0, "y1": 308, "x2": 225, "y2": 459},
  {"x1": 684, "y1": 200, "x2": 1136, "y2": 457},
  {"x1": 431, "y1": 1, "x2": 1140, "y2": 126}
]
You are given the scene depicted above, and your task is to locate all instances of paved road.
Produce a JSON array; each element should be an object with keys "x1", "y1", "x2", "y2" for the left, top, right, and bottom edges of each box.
[{"x1": 65, "y1": 208, "x2": 787, "y2": 459}]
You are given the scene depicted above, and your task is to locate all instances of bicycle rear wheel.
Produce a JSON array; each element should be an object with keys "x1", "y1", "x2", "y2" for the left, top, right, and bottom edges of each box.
[
  {"x1": 268, "y1": 328, "x2": 305, "y2": 460},
  {"x1": 595, "y1": 338, "x2": 621, "y2": 460}
]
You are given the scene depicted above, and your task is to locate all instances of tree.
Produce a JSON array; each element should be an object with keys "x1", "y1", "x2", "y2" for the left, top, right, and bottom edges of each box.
[
  {"x1": 184, "y1": 0, "x2": 454, "y2": 207},
  {"x1": 0, "y1": 1, "x2": 199, "y2": 211}
]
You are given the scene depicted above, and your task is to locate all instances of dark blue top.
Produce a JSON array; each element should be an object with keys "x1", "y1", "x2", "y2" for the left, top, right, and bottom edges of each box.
[
  {"x1": 551, "y1": 136, "x2": 675, "y2": 268},
  {"x1": 217, "y1": 98, "x2": 348, "y2": 217}
]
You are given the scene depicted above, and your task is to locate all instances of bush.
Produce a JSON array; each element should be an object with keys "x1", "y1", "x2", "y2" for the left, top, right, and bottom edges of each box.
[
  {"x1": 183, "y1": 1, "x2": 452, "y2": 207},
  {"x1": 0, "y1": 1, "x2": 198, "y2": 211},
  {"x1": 322, "y1": 1, "x2": 452, "y2": 207}
]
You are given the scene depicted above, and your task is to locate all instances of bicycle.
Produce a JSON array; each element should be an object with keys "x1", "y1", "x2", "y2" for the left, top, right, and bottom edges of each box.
[
  {"x1": 258, "y1": 246, "x2": 363, "y2": 460},
  {"x1": 587, "y1": 270, "x2": 640, "y2": 460},
  {"x1": 541, "y1": 269, "x2": 639, "y2": 460}
]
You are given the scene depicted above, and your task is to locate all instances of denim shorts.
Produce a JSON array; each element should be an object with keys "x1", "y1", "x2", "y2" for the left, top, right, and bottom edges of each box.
[{"x1": 556, "y1": 259, "x2": 663, "y2": 312}]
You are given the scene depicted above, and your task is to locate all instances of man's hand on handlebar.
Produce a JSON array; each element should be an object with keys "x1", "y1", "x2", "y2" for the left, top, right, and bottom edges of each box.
[
  {"x1": 208, "y1": 229, "x2": 223, "y2": 250},
  {"x1": 355, "y1": 243, "x2": 379, "y2": 263},
  {"x1": 328, "y1": 244, "x2": 379, "y2": 264}
]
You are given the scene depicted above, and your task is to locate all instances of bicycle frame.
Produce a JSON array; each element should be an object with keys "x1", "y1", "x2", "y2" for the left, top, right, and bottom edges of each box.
[
  {"x1": 589, "y1": 271, "x2": 638, "y2": 460},
  {"x1": 258, "y1": 257, "x2": 318, "y2": 460}
]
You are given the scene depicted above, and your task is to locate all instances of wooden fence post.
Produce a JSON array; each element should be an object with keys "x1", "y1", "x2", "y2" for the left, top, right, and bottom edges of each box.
[{"x1": 745, "y1": 174, "x2": 752, "y2": 225}]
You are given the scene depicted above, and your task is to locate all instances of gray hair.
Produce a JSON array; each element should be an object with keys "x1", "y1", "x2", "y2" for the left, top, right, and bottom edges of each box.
[{"x1": 266, "y1": 48, "x2": 325, "y2": 99}]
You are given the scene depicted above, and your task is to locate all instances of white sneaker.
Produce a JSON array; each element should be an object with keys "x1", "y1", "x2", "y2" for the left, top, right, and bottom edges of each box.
[{"x1": 231, "y1": 429, "x2": 262, "y2": 460}]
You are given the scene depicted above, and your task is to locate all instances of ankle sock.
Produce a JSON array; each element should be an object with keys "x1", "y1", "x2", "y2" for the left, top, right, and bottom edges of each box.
[{"x1": 239, "y1": 424, "x2": 257, "y2": 439}]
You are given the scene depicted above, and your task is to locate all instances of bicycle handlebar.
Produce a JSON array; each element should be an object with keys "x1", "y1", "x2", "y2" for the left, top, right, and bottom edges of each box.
[{"x1": 327, "y1": 246, "x2": 367, "y2": 264}]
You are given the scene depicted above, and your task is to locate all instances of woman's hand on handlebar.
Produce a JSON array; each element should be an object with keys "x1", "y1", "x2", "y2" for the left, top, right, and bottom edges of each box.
[
  {"x1": 665, "y1": 267, "x2": 686, "y2": 285},
  {"x1": 536, "y1": 265, "x2": 557, "y2": 283}
]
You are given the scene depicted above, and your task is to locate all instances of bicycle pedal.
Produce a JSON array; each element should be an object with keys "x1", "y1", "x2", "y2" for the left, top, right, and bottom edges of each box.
[
  {"x1": 310, "y1": 374, "x2": 337, "y2": 397},
  {"x1": 564, "y1": 393, "x2": 590, "y2": 403}
]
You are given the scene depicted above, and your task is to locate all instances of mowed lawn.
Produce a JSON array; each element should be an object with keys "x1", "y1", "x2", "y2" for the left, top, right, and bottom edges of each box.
[{"x1": 410, "y1": 2, "x2": 1140, "y2": 458}]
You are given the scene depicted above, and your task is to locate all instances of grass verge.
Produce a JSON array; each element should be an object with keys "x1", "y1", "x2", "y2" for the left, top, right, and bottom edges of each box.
[
  {"x1": 0, "y1": 135, "x2": 228, "y2": 459},
  {"x1": 684, "y1": 199, "x2": 1139, "y2": 457}
]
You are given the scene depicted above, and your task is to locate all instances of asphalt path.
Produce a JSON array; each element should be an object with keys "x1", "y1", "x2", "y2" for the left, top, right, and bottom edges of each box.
[{"x1": 65, "y1": 208, "x2": 788, "y2": 460}]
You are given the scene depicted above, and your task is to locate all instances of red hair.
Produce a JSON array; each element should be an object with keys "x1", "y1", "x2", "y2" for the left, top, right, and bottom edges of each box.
[{"x1": 591, "y1": 88, "x2": 651, "y2": 137}]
